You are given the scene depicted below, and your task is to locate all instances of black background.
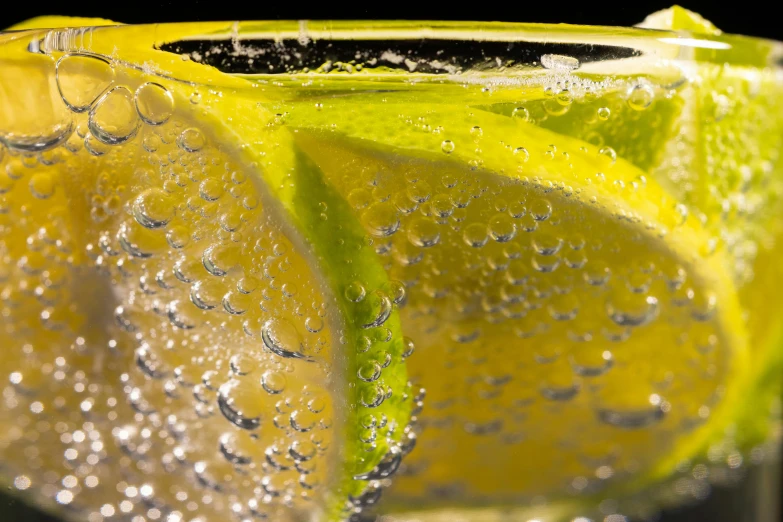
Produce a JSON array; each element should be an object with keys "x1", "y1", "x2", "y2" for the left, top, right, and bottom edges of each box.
[
  {"x1": 1, "y1": 0, "x2": 781, "y2": 521},
  {"x1": 0, "y1": 0, "x2": 780, "y2": 41}
]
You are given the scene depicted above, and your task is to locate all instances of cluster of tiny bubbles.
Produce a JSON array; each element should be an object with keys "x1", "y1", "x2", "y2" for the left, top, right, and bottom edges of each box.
[{"x1": 0, "y1": 49, "x2": 423, "y2": 522}]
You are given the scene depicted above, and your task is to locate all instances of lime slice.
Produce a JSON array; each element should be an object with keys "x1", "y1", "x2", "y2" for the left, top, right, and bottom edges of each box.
[
  {"x1": 277, "y1": 90, "x2": 749, "y2": 516},
  {"x1": 637, "y1": 6, "x2": 722, "y2": 35},
  {"x1": 640, "y1": 5, "x2": 783, "y2": 458},
  {"x1": 0, "y1": 18, "x2": 413, "y2": 522}
]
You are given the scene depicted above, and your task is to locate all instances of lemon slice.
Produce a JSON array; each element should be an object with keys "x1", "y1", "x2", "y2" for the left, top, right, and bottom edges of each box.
[
  {"x1": 277, "y1": 86, "x2": 750, "y2": 516},
  {"x1": 0, "y1": 18, "x2": 413, "y2": 522}
]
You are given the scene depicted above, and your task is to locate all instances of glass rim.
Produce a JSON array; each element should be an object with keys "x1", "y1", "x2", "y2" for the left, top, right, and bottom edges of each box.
[{"x1": 3, "y1": 20, "x2": 782, "y2": 80}]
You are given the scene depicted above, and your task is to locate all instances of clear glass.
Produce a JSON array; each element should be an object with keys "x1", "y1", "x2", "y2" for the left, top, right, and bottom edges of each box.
[{"x1": 0, "y1": 19, "x2": 781, "y2": 522}]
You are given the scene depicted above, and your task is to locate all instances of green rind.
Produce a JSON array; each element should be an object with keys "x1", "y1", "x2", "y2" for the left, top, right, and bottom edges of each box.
[{"x1": 289, "y1": 146, "x2": 411, "y2": 518}]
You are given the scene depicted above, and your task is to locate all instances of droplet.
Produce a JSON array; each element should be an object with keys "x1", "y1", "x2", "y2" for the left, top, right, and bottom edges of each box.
[
  {"x1": 362, "y1": 202, "x2": 400, "y2": 237},
  {"x1": 55, "y1": 53, "x2": 115, "y2": 112},
  {"x1": 261, "y1": 371, "x2": 287, "y2": 394},
  {"x1": 401, "y1": 337, "x2": 415, "y2": 358},
  {"x1": 388, "y1": 280, "x2": 407, "y2": 305},
  {"x1": 360, "y1": 290, "x2": 393, "y2": 329},
  {"x1": 166, "y1": 225, "x2": 190, "y2": 249},
  {"x1": 301, "y1": 315, "x2": 323, "y2": 334},
  {"x1": 290, "y1": 409, "x2": 316, "y2": 432},
  {"x1": 229, "y1": 353, "x2": 259, "y2": 376},
  {"x1": 540, "y1": 382, "x2": 580, "y2": 401},
  {"x1": 463, "y1": 222, "x2": 489, "y2": 248},
  {"x1": 353, "y1": 446, "x2": 403, "y2": 480},
  {"x1": 430, "y1": 193, "x2": 454, "y2": 218},
  {"x1": 84, "y1": 133, "x2": 109, "y2": 156},
  {"x1": 489, "y1": 214, "x2": 517, "y2": 242},
  {"x1": 598, "y1": 146, "x2": 617, "y2": 165},
  {"x1": 133, "y1": 188, "x2": 174, "y2": 229},
  {"x1": 606, "y1": 292, "x2": 659, "y2": 327},
  {"x1": 217, "y1": 380, "x2": 261, "y2": 430},
  {"x1": 345, "y1": 281, "x2": 367, "y2": 303},
  {"x1": 597, "y1": 394, "x2": 668, "y2": 429},
  {"x1": 570, "y1": 350, "x2": 614, "y2": 377},
  {"x1": 584, "y1": 262, "x2": 611, "y2": 286},
  {"x1": 530, "y1": 199, "x2": 552, "y2": 221},
  {"x1": 513, "y1": 147, "x2": 530, "y2": 163},
  {"x1": 358, "y1": 362, "x2": 382, "y2": 383},
  {"x1": 88, "y1": 86, "x2": 140, "y2": 145},
  {"x1": 261, "y1": 318, "x2": 310, "y2": 360},
  {"x1": 142, "y1": 133, "x2": 161, "y2": 152},
  {"x1": 407, "y1": 217, "x2": 440, "y2": 247},
  {"x1": 29, "y1": 173, "x2": 55, "y2": 199},
  {"x1": 218, "y1": 432, "x2": 253, "y2": 465},
  {"x1": 511, "y1": 107, "x2": 530, "y2": 121},
  {"x1": 407, "y1": 180, "x2": 432, "y2": 204},
  {"x1": 532, "y1": 253, "x2": 561, "y2": 273},
  {"x1": 548, "y1": 293, "x2": 579, "y2": 321},
  {"x1": 166, "y1": 299, "x2": 198, "y2": 330},
  {"x1": 135, "y1": 82, "x2": 174, "y2": 125},
  {"x1": 532, "y1": 233, "x2": 563, "y2": 255},
  {"x1": 199, "y1": 178, "x2": 224, "y2": 201},
  {"x1": 627, "y1": 84, "x2": 655, "y2": 111},
  {"x1": 178, "y1": 128, "x2": 206, "y2": 152}
]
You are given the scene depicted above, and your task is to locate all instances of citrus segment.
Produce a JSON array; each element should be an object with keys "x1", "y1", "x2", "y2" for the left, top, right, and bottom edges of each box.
[
  {"x1": 279, "y1": 99, "x2": 748, "y2": 513},
  {"x1": 0, "y1": 18, "x2": 413, "y2": 522}
]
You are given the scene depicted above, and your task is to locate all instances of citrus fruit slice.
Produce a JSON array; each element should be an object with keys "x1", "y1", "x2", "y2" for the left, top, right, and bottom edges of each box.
[
  {"x1": 639, "y1": 4, "x2": 783, "y2": 464},
  {"x1": 0, "y1": 18, "x2": 414, "y2": 522},
  {"x1": 275, "y1": 85, "x2": 748, "y2": 516}
]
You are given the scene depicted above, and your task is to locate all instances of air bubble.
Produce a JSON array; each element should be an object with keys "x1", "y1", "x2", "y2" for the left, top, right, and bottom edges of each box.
[
  {"x1": 530, "y1": 199, "x2": 552, "y2": 221},
  {"x1": 345, "y1": 281, "x2": 367, "y2": 302},
  {"x1": 217, "y1": 380, "x2": 262, "y2": 430},
  {"x1": 262, "y1": 318, "x2": 310, "y2": 360},
  {"x1": 219, "y1": 432, "x2": 253, "y2": 465},
  {"x1": 178, "y1": 128, "x2": 206, "y2": 152},
  {"x1": 627, "y1": 83, "x2": 655, "y2": 111},
  {"x1": 261, "y1": 371, "x2": 287, "y2": 394},
  {"x1": 88, "y1": 86, "x2": 140, "y2": 145},
  {"x1": 229, "y1": 353, "x2": 259, "y2": 376},
  {"x1": 362, "y1": 202, "x2": 400, "y2": 237},
  {"x1": 132, "y1": 188, "x2": 174, "y2": 229},
  {"x1": 532, "y1": 233, "x2": 563, "y2": 255},
  {"x1": 511, "y1": 107, "x2": 530, "y2": 121},
  {"x1": 441, "y1": 140, "x2": 455, "y2": 154},
  {"x1": 55, "y1": 53, "x2": 115, "y2": 112},
  {"x1": 489, "y1": 214, "x2": 516, "y2": 242},
  {"x1": 597, "y1": 394, "x2": 668, "y2": 429},
  {"x1": 407, "y1": 217, "x2": 440, "y2": 247},
  {"x1": 135, "y1": 82, "x2": 174, "y2": 125},
  {"x1": 199, "y1": 178, "x2": 224, "y2": 201},
  {"x1": 463, "y1": 222, "x2": 489, "y2": 248},
  {"x1": 29, "y1": 173, "x2": 55, "y2": 199},
  {"x1": 606, "y1": 293, "x2": 659, "y2": 327},
  {"x1": 598, "y1": 146, "x2": 617, "y2": 165}
]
